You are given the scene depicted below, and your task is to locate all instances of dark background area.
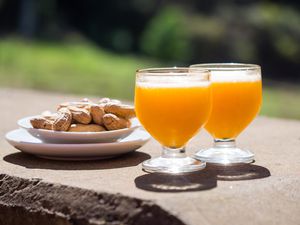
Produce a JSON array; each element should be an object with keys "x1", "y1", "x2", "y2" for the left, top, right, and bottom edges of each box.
[{"x1": 1, "y1": 0, "x2": 299, "y2": 82}]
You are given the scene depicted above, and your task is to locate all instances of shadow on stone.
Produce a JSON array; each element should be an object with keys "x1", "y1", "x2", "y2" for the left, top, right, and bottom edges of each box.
[
  {"x1": 134, "y1": 164, "x2": 270, "y2": 192},
  {"x1": 3, "y1": 151, "x2": 150, "y2": 170},
  {"x1": 205, "y1": 164, "x2": 271, "y2": 181},
  {"x1": 134, "y1": 172, "x2": 217, "y2": 193}
]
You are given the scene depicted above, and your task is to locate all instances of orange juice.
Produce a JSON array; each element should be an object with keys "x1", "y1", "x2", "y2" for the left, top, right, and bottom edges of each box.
[
  {"x1": 205, "y1": 80, "x2": 262, "y2": 139},
  {"x1": 135, "y1": 83, "x2": 211, "y2": 148}
]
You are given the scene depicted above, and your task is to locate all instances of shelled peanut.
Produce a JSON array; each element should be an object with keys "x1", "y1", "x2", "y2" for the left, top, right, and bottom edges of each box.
[{"x1": 30, "y1": 98, "x2": 135, "y2": 132}]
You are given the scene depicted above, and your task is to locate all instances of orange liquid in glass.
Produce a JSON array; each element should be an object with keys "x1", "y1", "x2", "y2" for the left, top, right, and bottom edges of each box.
[
  {"x1": 205, "y1": 80, "x2": 262, "y2": 139},
  {"x1": 135, "y1": 84, "x2": 211, "y2": 148}
]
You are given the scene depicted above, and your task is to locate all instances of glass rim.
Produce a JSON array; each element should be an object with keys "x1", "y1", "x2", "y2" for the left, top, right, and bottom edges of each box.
[
  {"x1": 136, "y1": 67, "x2": 210, "y2": 77},
  {"x1": 190, "y1": 63, "x2": 261, "y2": 71}
]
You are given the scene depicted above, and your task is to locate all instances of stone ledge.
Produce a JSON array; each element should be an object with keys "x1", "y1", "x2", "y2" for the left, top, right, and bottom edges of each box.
[
  {"x1": 0, "y1": 174, "x2": 184, "y2": 225},
  {"x1": 1, "y1": 88, "x2": 300, "y2": 225}
]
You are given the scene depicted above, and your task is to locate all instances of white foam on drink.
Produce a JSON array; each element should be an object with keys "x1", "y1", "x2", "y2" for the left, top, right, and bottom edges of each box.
[
  {"x1": 211, "y1": 71, "x2": 261, "y2": 83},
  {"x1": 136, "y1": 80, "x2": 210, "y2": 88}
]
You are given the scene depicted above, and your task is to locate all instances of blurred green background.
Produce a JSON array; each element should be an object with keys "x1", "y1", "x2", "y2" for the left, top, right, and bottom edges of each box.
[{"x1": 0, "y1": 0, "x2": 299, "y2": 119}]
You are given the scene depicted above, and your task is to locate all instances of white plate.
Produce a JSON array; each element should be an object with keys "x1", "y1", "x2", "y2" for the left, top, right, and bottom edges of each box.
[
  {"x1": 5, "y1": 129, "x2": 150, "y2": 160},
  {"x1": 18, "y1": 116, "x2": 141, "y2": 143}
]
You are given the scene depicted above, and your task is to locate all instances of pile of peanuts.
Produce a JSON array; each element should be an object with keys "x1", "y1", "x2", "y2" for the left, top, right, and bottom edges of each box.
[{"x1": 30, "y1": 98, "x2": 135, "y2": 132}]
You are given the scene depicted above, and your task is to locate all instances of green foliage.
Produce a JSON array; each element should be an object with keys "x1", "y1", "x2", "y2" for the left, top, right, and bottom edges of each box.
[
  {"x1": 187, "y1": 3, "x2": 300, "y2": 72},
  {"x1": 261, "y1": 83, "x2": 300, "y2": 120},
  {"x1": 244, "y1": 3, "x2": 300, "y2": 63},
  {"x1": 0, "y1": 39, "x2": 300, "y2": 120},
  {"x1": 0, "y1": 38, "x2": 159, "y2": 100},
  {"x1": 140, "y1": 6, "x2": 191, "y2": 62}
]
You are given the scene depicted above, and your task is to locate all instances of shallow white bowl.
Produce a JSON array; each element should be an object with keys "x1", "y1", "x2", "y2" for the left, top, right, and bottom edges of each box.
[{"x1": 18, "y1": 116, "x2": 141, "y2": 144}]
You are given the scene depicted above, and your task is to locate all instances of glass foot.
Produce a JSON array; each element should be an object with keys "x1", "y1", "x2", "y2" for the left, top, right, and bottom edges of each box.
[
  {"x1": 194, "y1": 147, "x2": 254, "y2": 165},
  {"x1": 142, "y1": 156, "x2": 206, "y2": 174}
]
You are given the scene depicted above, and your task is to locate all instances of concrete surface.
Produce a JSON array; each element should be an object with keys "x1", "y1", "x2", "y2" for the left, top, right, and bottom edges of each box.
[{"x1": 0, "y1": 88, "x2": 300, "y2": 225}]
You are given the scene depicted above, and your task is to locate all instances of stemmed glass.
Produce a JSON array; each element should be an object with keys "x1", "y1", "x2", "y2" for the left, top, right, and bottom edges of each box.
[
  {"x1": 190, "y1": 63, "x2": 262, "y2": 164},
  {"x1": 135, "y1": 67, "x2": 212, "y2": 174}
]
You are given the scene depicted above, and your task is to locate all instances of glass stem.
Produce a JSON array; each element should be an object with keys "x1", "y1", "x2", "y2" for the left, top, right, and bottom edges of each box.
[
  {"x1": 214, "y1": 138, "x2": 236, "y2": 148},
  {"x1": 162, "y1": 146, "x2": 187, "y2": 158}
]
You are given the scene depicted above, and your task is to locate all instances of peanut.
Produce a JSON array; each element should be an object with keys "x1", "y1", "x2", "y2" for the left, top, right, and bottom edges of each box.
[
  {"x1": 68, "y1": 124, "x2": 106, "y2": 132},
  {"x1": 104, "y1": 103, "x2": 135, "y2": 119},
  {"x1": 52, "y1": 108, "x2": 72, "y2": 131},
  {"x1": 67, "y1": 106, "x2": 92, "y2": 124},
  {"x1": 58, "y1": 102, "x2": 92, "y2": 110},
  {"x1": 103, "y1": 113, "x2": 131, "y2": 130},
  {"x1": 30, "y1": 117, "x2": 53, "y2": 130},
  {"x1": 90, "y1": 105, "x2": 105, "y2": 125}
]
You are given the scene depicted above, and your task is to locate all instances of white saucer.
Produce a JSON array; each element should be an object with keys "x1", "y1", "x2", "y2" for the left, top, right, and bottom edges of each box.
[
  {"x1": 18, "y1": 116, "x2": 141, "y2": 144},
  {"x1": 5, "y1": 129, "x2": 150, "y2": 160}
]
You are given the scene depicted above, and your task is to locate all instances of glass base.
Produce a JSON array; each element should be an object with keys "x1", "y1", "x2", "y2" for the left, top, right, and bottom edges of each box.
[
  {"x1": 142, "y1": 156, "x2": 206, "y2": 174},
  {"x1": 194, "y1": 147, "x2": 254, "y2": 165},
  {"x1": 194, "y1": 139, "x2": 254, "y2": 165}
]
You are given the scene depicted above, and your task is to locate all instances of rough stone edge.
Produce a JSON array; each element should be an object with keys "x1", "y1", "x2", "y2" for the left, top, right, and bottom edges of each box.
[{"x1": 0, "y1": 174, "x2": 185, "y2": 225}]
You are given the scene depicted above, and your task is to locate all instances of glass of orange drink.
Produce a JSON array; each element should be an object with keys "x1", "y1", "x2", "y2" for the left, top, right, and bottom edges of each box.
[
  {"x1": 135, "y1": 67, "x2": 212, "y2": 174},
  {"x1": 190, "y1": 63, "x2": 262, "y2": 164}
]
